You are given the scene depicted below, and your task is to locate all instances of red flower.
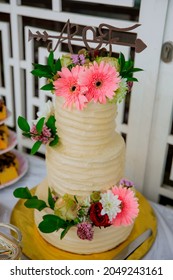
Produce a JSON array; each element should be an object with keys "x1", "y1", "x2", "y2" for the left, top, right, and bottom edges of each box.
[{"x1": 89, "y1": 202, "x2": 111, "y2": 227}]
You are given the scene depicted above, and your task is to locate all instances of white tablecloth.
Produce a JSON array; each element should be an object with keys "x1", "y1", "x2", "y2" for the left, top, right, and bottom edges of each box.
[{"x1": 0, "y1": 153, "x2": 173, "y2": 260}]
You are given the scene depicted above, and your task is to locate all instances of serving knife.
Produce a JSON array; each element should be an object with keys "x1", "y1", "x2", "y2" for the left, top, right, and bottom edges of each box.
[{"x1": 112, "y1": 228, "x2": 152, "y2": 260}]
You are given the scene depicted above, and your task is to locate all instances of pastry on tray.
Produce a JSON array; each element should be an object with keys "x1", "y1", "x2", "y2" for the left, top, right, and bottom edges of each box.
[
  {"x1": 0, "y1": 124, "x2": 9, "y2": 150},
  {"x1": 0, "y1": 152, "x2": 19, "y2": 185},
  {"x1": 0, "y1": 98, "x2": 7, "y2": 121}
]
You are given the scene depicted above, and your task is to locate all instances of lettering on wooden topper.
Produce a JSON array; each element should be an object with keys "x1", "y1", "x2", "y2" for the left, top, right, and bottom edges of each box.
[{"x1": 28, "y1": 19, "x2": 147, "y2": 55}]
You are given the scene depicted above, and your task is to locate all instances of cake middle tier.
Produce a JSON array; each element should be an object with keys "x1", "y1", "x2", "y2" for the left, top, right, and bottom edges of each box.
[
  {"x1": 46, "y1": 133, "x2": 125, "y2": 196},
  {"x1": 54, "y1": 97, "x2": 118, "y2": 154}
]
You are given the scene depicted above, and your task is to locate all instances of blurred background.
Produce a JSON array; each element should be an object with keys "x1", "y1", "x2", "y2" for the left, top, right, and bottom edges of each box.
[{"x1": 0, "y1": 0, "x2": 173, "y2": 206}]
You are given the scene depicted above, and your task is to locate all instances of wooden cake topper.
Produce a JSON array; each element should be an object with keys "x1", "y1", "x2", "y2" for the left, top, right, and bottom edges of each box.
[{"x1": 28, "y1": 19, "x2": 146, "y2": 55}]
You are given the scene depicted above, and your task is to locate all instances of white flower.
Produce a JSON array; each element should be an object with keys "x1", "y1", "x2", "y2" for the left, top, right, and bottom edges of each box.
[
  {"x1": 100, "y1": 191, "x2": 121, "y2": 221},
  {"x1": 32, "y1": 100, "x2": 55, "y2": 124},
  {"x1": 37, "y1": 100, "x2": 55, "y2": 121}
]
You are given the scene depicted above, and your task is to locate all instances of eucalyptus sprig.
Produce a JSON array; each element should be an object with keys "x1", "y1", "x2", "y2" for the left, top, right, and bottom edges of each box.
[
  {"x1": 31, "y1": 51, "x2": 62, "y2": 91},
  {"x1": 118, "y1": 52, "x2": 143, "y2": 82},
  {"x1": 13, "y1": 187, "x2": 77, "y2": 239},
  {"x1": 13, "y1": 187, "x2": 49, "y2": 211},
  {"x1": 17, "y1": 114, "x2": 59, "y2": 155}
]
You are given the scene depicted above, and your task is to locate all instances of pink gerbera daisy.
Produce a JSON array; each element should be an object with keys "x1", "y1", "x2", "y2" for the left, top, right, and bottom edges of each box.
[
  {"x1": 111, "y1": 186, "x2": 139, "y2": 226},
  {"x1": 53, "y1": 65, "x2": 88, "y2": 110},
  {"x1": 79, "y1": 61, "x2": 120, "y2": 103}
]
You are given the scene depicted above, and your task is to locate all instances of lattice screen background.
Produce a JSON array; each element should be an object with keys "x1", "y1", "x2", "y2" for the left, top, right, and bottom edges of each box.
[{"x1": 0, "y1": 0, "x2": 173, "y2": 206}]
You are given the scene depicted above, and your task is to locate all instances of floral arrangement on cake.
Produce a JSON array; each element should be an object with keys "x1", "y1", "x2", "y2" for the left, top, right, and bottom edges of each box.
[
  {"x1": 18, "y1": 48, "x2": 142, "y2": 154},
  {"x1": 14, "y1": 179, "x2": 139, "y2": 240}
]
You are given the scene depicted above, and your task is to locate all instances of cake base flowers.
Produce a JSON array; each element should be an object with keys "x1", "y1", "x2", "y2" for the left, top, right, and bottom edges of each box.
[{"x1": 13, "y1": 179, "x2": 139, "y2": 241}]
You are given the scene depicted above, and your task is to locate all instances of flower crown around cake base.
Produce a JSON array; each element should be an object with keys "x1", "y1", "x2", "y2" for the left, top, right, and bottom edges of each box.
[{"x1": 14, "y1": 179, "x2": 139, "y2": 241}]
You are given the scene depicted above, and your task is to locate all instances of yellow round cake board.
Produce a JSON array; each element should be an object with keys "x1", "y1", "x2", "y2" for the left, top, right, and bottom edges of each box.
[{"x1": 11, "y1": 187, "x2": 157, "y2": 260}]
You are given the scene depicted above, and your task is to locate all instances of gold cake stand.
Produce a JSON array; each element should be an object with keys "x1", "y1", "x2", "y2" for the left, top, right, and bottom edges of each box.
[{"x1": 11, "y1": 187, "x2": 157, "y2": 260}]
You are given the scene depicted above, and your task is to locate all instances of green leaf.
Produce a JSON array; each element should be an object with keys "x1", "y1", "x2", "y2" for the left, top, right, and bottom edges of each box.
[
  {"x1": 48, "y1": 51, "x2": 54, "y2": 68},
  {"x1": 32, "y1": 63, "x2": 51, "y2": 72},
  {"x1": 118, "y1": 52, "x2": 125, "y2": 72},
  {"x1": 48, "y1": 187, "x2": 55, "y2": 210},
  {"x1": 128, "y1": 67, "x2": 143, "y2": 73},
  {"x1": 126, "y1": 77, "x2": 138, "y2": 82},
  {"x1": 118, "y1": 53, "x2": 143, "y2": 83},
  {"x1": 13, "y1": 187, "x2": 32, "y2": 199},
  {"x1": 31, "y1": 69, "x2": 52, "y2": 79},
  {"x1": 31, "y1": 195, "x2": 38, "y2": 199},
  {"x1": 18, "y1": 116, "x2": 30, "y2": 132},
  {"x1": 30, "y1": 141, "x2": 42, "y2": 155},
  {"x1": 22, "y1": 132, "x2": 31, "y2": 138},
  {"x1": 40, "y1": 83, "x2": 54, "y2": 91},
  {"x1": 43, "y1": 214, "x2": 60, "y2": 221},
  {"x1": 38, "y1": 214, "x2": 67, "y2": 233},
  {"x1": 24, "y1": 198, "x2": 47, "y2": 211},
  {"x1": 38, "y1": 219, "x2": 58, "y2": 233},
  {"x1": 124, "y1": 60, "x2": 134, "y2": 72},
  {"x1": 46, "y1": 115, "x2": 56, "y2": 134},
  {"x1": 43, "y1": 214, "x2": 67, "y2": 228},
  {"x1": 60, "y1": 225, "x2": 73, "y2": 239},
  {"x1": 36, "y1": 117, "x2": 45, "y2": 134},
  {"x1": 49, "y1": 134, "x2": 59, "y2": 146},
  {"x1": 54, "y1": 58, "x2": 61, "y2": 72}
]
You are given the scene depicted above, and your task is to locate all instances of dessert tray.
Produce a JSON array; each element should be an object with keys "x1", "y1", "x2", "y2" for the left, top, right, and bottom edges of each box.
[
  {"x1": 0, "y1": 149, "x2": 29, "y2": 189},
  {"x1": 0, "y1": 130, "x2": 17, "y2": 155},
  {"x1": 11, "y1": 188, "x2": 157, "y2": 260},
  {"x1": 0, "y1": 109, "x2": 12, "y2": 125}
]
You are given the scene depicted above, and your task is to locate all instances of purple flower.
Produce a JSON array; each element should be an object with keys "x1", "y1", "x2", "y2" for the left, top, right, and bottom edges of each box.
[
  {"x1": 71, "y1": 54, "x2": 79, "y2": 64},
  {"x1": 30, "y1": 124, "x2": 51, "y2": 144},
  {"x1": 79, "y1": 54, "x2": 85, "y2": 65},
  {"x1": 119, "y1": 178, "x2": 134, "y2": 188},
  {"x1": 77, "y1": 222, "x2": 94, "y2": 241},
  {"x1": 71, "y1": 54, "x2": 85, "y2": 65}
]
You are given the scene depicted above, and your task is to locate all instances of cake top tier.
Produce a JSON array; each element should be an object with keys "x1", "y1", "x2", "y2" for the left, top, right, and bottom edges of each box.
[
  {"x1": 18, "y1": 21, "x2": 146, "y2": 155},
  {"x1": 18, "y1": 48, "x2": 143, "y2": 155}
]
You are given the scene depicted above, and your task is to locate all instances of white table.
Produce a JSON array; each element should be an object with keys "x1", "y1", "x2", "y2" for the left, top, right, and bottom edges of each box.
[{"x1": 0, "y1": 153, "x2": 173, "y2": 260}]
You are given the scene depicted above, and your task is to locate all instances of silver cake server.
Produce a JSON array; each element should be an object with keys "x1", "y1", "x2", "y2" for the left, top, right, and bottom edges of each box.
[{"x1": 112, "y1": 228, "x2": 152, "y2": 260}]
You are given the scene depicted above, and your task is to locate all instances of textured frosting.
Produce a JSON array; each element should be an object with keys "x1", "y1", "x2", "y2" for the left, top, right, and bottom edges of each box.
[
  {"x1": 35, "y1": 179, "x2": 133, "y2": 254},
  {"x1": 34, "y1": 96, "x2": 133, "y2": 254},
  {"x1": 46, "y1": 96, "x2": 125, "y2": 196}
]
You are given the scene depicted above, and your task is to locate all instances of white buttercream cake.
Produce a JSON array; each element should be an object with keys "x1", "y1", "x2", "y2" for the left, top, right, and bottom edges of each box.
[
  {"x1": 35, "y1": 97, "x2": 133, "y2": 254},
  {"x1": 34, "y1": 97, "x2": 136, "y2": 254},
  {"x1": 16, "y1": 46, "x2": 141, "y2": 255}
]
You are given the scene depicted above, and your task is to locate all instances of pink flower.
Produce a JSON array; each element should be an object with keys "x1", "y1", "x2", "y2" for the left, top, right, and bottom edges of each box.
[
  {"x1": 53, "y1": 65, "x2": 88, "y2": 110},
  {"x1": 77, "y1": 222, "x2": 94, "y2": 241},
  {"x1": 30, "y1": 124, "x2": 51, "y2": 144},
  {"x1": 79, "y1": 61, "x2": 120, "y2": 103},
  {"x1": 111, "y1": 186, "x2": 139, "y2": 226}
]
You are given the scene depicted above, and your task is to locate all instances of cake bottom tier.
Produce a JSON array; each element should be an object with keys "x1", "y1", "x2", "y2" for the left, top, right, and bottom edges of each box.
[{"x1": 34, "y1": 179, "x2": 133, "y2": 254}]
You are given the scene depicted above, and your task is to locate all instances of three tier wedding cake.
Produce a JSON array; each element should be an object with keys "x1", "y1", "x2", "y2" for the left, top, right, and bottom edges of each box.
[{"x1": 14, "y1": 21, "x2": 146, "y2": 255}]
